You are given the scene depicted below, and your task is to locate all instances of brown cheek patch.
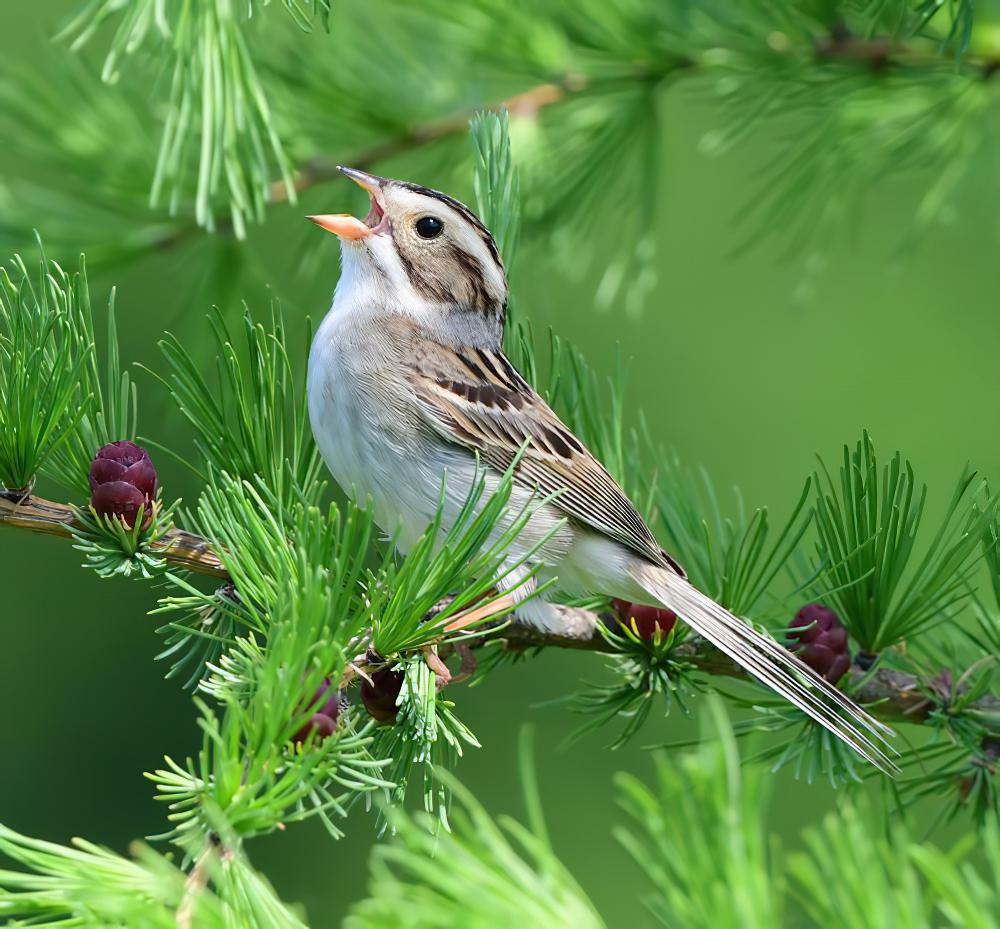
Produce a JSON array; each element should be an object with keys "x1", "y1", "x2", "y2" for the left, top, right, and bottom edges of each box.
[
  {"x1": 398, "y1": 180, "x2": 504, "y2": 270},
  {"x1": 394, "y1": 236, "x2": 453, "y2": 305},
  {"x1": 445, "y1": 244, "x2": 498, "y2": 317},
  {"x1": 396, "y1": 234, "x2": 501, "y2": 318},
  {"x1": 391, "y1": 180, "x2": 506, "y2": 317}
]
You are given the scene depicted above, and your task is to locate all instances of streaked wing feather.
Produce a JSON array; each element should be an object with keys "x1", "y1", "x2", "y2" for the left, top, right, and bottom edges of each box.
[{"x1": 407, "y1": 341, "x2": 678, "y2": 572}]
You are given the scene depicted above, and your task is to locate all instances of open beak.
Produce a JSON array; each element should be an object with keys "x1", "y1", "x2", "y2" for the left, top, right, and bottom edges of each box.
[{"x1": 307, "y1": 166, "x2": 388, "y2": 240}]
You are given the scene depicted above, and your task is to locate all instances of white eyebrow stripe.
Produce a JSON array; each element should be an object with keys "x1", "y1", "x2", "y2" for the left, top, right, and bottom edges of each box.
[
  {"x1": 384, "y1": 183, "x2": 508, "y2": 324},
  {"x1": 394, "y1": 181, "x2": 505, "y2": 271}
]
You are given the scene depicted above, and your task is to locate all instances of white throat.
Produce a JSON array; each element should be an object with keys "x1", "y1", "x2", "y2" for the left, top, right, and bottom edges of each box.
[{"x1": 329, "y1": 241, "x2": 503, "y2": 350}]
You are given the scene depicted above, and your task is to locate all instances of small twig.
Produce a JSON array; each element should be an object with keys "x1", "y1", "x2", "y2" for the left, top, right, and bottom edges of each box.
[
  {"x1": 443, "y1": 593, "x2": 516, "y2": 632},
  {"x1": 0, "y1": 493, "x2": 227, "y2": 578},
  {"x1": 267, "y1": 81, "x2": 575, "y2": 205},
  {"x1": 816, "y1": 25, "x2": 892, "y2": 69},
  {"x1": 176, "y1": 840, "x2": 217, "y2": 929},
  {"x1": 486, "y1": 617, "x2": 1000, "y2": 726}
]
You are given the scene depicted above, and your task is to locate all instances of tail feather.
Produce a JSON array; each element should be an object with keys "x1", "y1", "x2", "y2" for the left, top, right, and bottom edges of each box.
[{"x1": 632, "y1": 564, "x2": 898, "y2": 774}]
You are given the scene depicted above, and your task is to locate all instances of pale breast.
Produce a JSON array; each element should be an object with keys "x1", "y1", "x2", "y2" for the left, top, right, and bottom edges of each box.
[
  {"x1": 307, "y1": 305, "x2": 576, "y2": 568},
  {"x1": 307, "y1": 305, "x2": 444, "y2": 548}
]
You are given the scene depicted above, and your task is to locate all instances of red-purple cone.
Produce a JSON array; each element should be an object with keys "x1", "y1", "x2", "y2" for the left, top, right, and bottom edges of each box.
[
  {"x1": 89, "y1": 441, "x2": 157, "y2": 527},
  {"x1": 610, "y1": 599, "x2": 678, "y2": 640},
  {"x1": 361, "y1": 667, "x2": 405, "y2": 723},
  {"x1": 292, "y1": 679, "x2": 342, "y2": 743},
  {"x1": 788, "y1": 604, "x2": 852, "y2": 684}
]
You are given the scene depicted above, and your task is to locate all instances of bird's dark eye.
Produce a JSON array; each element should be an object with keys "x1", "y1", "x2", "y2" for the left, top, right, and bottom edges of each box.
[{"x1": 415, "y1": 216, "x2": 443, "y2": 239}]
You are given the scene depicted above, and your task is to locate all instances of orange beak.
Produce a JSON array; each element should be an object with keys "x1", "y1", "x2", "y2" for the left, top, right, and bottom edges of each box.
[
  {"x1": 307, "y1": 166, "x2": 386, "y2": 240},
  {"x1": 306, "y1": 213, "x2": 371, "y2": 240}
]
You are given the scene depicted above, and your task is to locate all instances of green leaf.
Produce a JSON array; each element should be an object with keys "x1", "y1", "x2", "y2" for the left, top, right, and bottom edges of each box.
[
  {"x1": 654, "y1": 452, "x2": 813, "y2": 620},
  {"x1": 149, "y1": 568, "x2": 390, "y2": 844},
  {"x1": 0, "y1": 823, "x2": 308, "y2": 928},
  {"x1": 911, "y1": 814, "x2": 1000, "y2": 929},
  {"x1": 0, "y1": 251, "x2": 92, "y2": 492},
  {"x1": 149, "y1": 304, "x2": 324, "y2": 510},
  {"x1": 41, "y1": 259, "x2": 139, "y2": 496},
  {"x1": 346, "y1": 755, "x2": 606, "y2": 929},
  {"x1": 368, "y1": 457, "x2": 555, "y2": 657},
  {"x1": 615, "y1": 696, "x2": 783, "y2": 929},
  {"x1": 367, "y1": 653, "x2": 482, "y2": 829},
  {"x1": 59, "y1": 0, "x2": 301, "y2": 236},
  {"x1": 471, "y1": 108, "x2": 521, "y2": 273},
  {"x1": 790, "y1": 801, "x2": 934, "y2": 929},
  {"x1": 812, "y1": 432, "x2": 997, "y2": 650}
]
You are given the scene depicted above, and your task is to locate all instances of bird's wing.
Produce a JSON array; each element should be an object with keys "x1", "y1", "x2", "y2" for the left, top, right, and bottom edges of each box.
[{"x1": 405, "y1": 338, "x2": 682, "y2": 574}]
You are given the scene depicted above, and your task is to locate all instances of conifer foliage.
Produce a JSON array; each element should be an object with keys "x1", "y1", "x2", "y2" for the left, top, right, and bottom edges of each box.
[{"x1": 1, "y1": 1, "x2": 998, "y2": 925}]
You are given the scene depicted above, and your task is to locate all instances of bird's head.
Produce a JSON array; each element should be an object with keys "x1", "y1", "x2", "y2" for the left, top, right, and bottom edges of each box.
[{"x1": 309, "y1": 167, "x2": 507, "y2": 346}]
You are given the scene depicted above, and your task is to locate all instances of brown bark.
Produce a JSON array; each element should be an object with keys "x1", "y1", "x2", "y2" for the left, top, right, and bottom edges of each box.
[
  {"x1": 4, "y1": 492, "x2": 997, "y2": 729},
  {"x1": 0, "y1": 493, "x2": 227, "y2": 578}
]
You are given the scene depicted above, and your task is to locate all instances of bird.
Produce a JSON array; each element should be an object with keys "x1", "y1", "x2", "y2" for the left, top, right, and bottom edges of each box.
[{"x1": 306, "y1": 165, "x2": 896, "y2": 772}]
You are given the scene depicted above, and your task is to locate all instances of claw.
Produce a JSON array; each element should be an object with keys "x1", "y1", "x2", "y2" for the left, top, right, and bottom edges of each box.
[
  {"x1": 423, "y1": 647, "x2": 452, "y2": 689},
  {"x1": 450, "y1": 643, "x2": 478, "y2": 684}
]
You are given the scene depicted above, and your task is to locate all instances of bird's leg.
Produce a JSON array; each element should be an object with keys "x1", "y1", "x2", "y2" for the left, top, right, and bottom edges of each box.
[
  {"x1": 512, "y1": 599, "x2": 600, "y2": 639},
  {"x1": 494, "y1": 559, "x2": 601, "y2": 640},
  {"x1": 423, "y1": 646, "x2": 452, "y2": 689},
  {"x1": 449, "y1": 643, "x2": 478, "y2": 684}
]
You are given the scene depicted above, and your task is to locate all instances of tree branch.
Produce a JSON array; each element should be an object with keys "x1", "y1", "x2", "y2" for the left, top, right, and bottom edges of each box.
[
  {"x1": 152, "y1": 80, "x2": 579, "y2": 249},
  {"x1": 146, "y1": 24, "x2": 986, "y2": 253},
  {"x1": 4, "y1": 492, "x2": 994, "y2": 729},
  {"x1": 0, "y1": 493, "x2": 227, "y2": 578},
  {"x1": 489, "y1": 620, "x2": 1000, "y2": 726},
  {"x1": 267, "y1": 29, "x2": 984, "y2": 208},
  {"x1": 268, "y1": 81, "x2": 571, "y2": 205}
]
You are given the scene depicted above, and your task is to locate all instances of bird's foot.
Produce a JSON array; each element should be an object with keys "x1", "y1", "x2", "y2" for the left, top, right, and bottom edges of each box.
[
  {"x1": 512, "y1": 601, "x2": 601, "y2": 640},
  {"x1": 449, "y1": 643, "x2": 478, "y2": 684},
  {"x1": 423, "y1": 646, "x2": 452, "y2": 689}
]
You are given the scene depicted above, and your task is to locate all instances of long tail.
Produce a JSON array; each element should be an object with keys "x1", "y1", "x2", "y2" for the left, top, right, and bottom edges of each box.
[{"x1": 630, "y1": 563, "x2": 898, "y2": 774}]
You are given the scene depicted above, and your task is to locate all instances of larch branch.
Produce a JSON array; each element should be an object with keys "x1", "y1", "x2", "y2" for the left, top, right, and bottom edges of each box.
[
  {"x1": 0, "y1": 493, "x2": 227, "y2": 578},
  {"x1": 3, "y1": 492, "x2": 995, "y2": 728},
  {"x1": 487, "y1": 620, "x2": 1000, "y2": 726},
  {"x1": 152, "y1": 24, "x2": 993, "y2": 251}
]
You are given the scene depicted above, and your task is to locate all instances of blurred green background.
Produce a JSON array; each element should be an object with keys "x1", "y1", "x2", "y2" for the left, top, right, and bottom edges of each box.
[{"x1": 2, "y1": 2, "x2": 998, "y2": 926}]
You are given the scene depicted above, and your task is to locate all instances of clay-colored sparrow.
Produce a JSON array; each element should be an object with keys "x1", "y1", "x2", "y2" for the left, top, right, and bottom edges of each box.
[{"x1": 307, "y1": 167, "x2": 894, "y2": 771}]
